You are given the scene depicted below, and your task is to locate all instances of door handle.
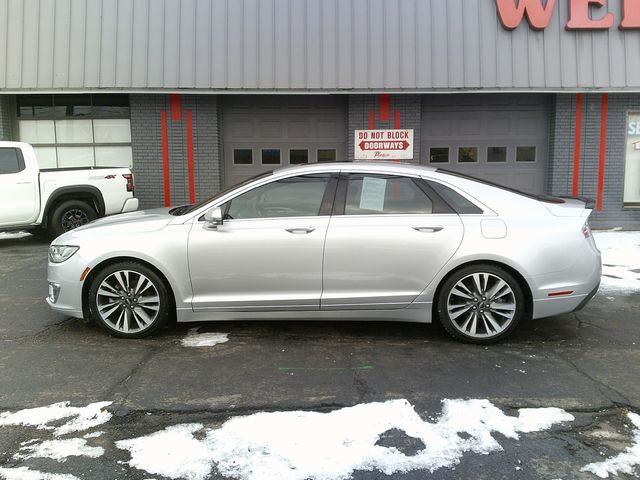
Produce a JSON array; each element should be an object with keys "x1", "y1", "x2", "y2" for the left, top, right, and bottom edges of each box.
[
  {"x1": 413, "y1": 226, "x2": 444, "y2": 233},
  {"x1": 285, "y1": 227, "x2": 316, "y2": 234},
  {"x1": 16, "y1": 181, "x2": 33, "y2": 185}
]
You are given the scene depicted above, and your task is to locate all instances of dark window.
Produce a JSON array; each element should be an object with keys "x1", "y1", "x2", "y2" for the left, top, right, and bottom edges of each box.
[
  {"x1": 428, "y1": 181, "x2": 483, "y2": 214},
  {"x1": 261, "y1": 149, "x2": 281, "y2": 165},
  {"x1": 289, "y1": 149, "x2": 308, "y2": 165},
  {"x1": 233, "y1": 149, "x2": 253, "y2": 165},
  {"x1": 458, "y1": 147, "x2": 478, "y2": 163},
  {"x1": 487, "y1": 147, "x2": 507, "y2": 163},
  {"x1": 0, "y1": 148, "x2": 25, "y2": 174},
  {"x1": 429, "y1": 147, "x2": 449, "y2": 163},
  {"x1": 516, "y1": 146, "x2": 536, "y2": 162},
  {"x1": 317, "y1": 149, "x2": 337, "y2": 162},
  {"x1": 225, "y1": 174, "x2": 330, "y2": 219},
  {"x1": 17, "y1": 94, "x2": 130, "y2": 119},
  {"x1": 344, "y1": 175, "x2": 433, "y2": 215}
]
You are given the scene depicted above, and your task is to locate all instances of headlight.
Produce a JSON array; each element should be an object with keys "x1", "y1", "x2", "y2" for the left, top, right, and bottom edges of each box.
[{"x1": 49, "y1": 245, "x2": 79, "y2": 263}]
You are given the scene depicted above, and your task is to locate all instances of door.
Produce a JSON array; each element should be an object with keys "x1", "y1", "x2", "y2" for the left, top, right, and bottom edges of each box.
[
  {"x1": 0, "y1": 147, "x2": 39, "y2": 227},
  {"x1": 421, "y1": 94, "x2": 550, "y2": 194},
  {"x1": 321, "y1": 173, "x2": 464, "y2": 309},
  {"x1": 222, "y1": 95, "x2": 347, "y2": 187},
  {"x1": 188, "y1": 174, "x2": 336, "y2": 311}
]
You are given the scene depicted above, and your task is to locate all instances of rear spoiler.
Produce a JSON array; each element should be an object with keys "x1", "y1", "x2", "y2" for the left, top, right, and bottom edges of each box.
[{"x1": 556, "y1": 196, "x2": 596, "y2": 210}]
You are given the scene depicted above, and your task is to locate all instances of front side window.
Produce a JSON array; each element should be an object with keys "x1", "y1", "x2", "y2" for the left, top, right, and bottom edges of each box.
[
  {"x1": 0, "y1": 148, "x2": 24, "y2": 174},
  {"x1": 344, "y1": 175, "x2": 433, "y2": 215},
  {"x1": 224, "y1": 174, "x2": 330, "y2": 219}
]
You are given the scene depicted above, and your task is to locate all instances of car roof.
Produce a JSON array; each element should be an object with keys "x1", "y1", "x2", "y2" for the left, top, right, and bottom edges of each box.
[{"x1": 270, "y1": 161, "x2": 437, "y2": 178}]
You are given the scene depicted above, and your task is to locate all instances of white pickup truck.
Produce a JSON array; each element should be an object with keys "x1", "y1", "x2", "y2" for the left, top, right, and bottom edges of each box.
[{"x1": 0, "y1": 141, "x2": 138, "y2": 238}]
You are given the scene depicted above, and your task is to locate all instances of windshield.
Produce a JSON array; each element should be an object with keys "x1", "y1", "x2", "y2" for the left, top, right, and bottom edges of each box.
[{"x1": 173, "y1": 171, "x2": 274, "y2": 216}]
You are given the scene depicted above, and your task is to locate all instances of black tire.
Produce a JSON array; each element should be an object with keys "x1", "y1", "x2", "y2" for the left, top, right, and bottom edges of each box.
[
  {"x1": 48, "y1": 200, "x2": 97, "y2": 238},
  {"x1": 87, "y1": 262, "x2": 170, "y2": 339},
  {"x1": 436, "y1": 264, "x2": 525, "y2": 344}
]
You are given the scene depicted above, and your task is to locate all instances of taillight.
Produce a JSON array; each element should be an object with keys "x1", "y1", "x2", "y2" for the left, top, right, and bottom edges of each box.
[
  {"x1": 582, "y1": 222, "x2": 591, "y2": 239},
  {"x1": 123, "y1": 174, "x2": 134, "y2": 193}
]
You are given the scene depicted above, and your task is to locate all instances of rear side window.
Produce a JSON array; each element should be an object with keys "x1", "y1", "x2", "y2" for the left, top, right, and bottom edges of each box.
[
  {"x1": 344, "y1": 175, "x2": 433, "y2": 215},
  {"x1": 0, "y1": 148, "x2": 25, "y2": 174},
  {"x1": 428, "y1": 181, "x2": 483, "y2": 214}
]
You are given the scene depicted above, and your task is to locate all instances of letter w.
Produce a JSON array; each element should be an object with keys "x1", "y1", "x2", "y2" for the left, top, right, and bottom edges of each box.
[{"x1": 496, "y1": 0, "x2": 556, "y2": 30}]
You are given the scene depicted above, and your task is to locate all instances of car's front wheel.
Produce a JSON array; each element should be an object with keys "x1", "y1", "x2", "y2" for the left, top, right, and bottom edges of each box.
[
  {"x1": 437, "y1": 264, "x2": 525, "y2": 344},
  {"x1": 88, "y1": 262, "x2": 170, "y2": 338}
]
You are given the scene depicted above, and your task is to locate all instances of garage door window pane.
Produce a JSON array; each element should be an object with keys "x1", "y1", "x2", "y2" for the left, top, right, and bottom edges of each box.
[
  {"x1": 233, "y1": 149, "x2": 253, "y2": 165},
  {"x1": 33, "y1": 147, "x2": 58, "y2": 169},
  {"x1": 345, "y1": 175, "x2": 433, "y2": 215},
  {"x1": 95, "y1": 146, "x2": 133, "y2": 168},
  {"x1": 19, "y1": 120, "x2": 56, "y2": 144},
  {"x1": 516, "y1": 146, "x2": 536, "y2": 162},
  {"x1": 262, "y1": 149, "x2": 281, "y2": 165},
  {"x1": 93, "y1": 119, "x2": 131, "y2": 143},
  {"x1": 458, "y1": 147, "x2": 478, "y2": 163},
  {"x1": 487, "y1": 147, "x2": 507, "y2": 163},
  {"x1": 289, "y1": 149, "x2": 308, "y2": 165},
  {"x1": 317, "y1": 149, "x2": 336, "y2": 162},
  {"x1": 56, "y1": 147, "x2": 95, "y2": 167},
  {"x1": 226, "y1": 174, "x2": 330, "y2": 219},
  {"x1": 55, "y1": 119, "x2": 94, "y2": 144},
  {"x1": 429, "y1": 147, "x2": 449, "y2": 163}
]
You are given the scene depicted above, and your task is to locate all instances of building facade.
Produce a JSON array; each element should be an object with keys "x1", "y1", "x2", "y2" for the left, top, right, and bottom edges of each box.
[{"x1": 1, "y1": 0, "x2": 639, "y2": 228}]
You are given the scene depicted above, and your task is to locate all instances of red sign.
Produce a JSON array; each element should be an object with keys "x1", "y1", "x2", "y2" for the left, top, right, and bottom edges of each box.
[
  {"x1": 358, "y1": 140, "x2": 410, "y2": 151},
  {"x1": 496, "y1": 0, "x2": 640, "y2": 30}
]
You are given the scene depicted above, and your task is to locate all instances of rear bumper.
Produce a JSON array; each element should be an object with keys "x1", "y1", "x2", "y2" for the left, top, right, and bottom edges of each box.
[{"x1": 121, "y1": 198, "x2": 139, "y2": 213}]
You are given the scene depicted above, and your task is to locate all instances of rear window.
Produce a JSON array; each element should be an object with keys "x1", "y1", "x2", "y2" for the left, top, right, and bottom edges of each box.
[
  {"x1": 0, "y1": 148, "x2": 25, "y2": 174},
  {"x1": 435, "y1": 169, "x2": 565, "y2": 205}
]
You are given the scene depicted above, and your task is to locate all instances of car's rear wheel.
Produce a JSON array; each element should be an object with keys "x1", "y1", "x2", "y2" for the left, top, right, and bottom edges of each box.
[
  {"x1": 88, "y1": 262, "x2": 170, "y2": 338},
  {"x1": 437, "y1": 264, "x2": 525, "y2": 344},
  {"x1": 48, "y1": 200, "x2": 97, "y2": 238}
]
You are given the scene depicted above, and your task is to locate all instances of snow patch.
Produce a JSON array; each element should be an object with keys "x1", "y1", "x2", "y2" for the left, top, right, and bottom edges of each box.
[
  {"x1": 581, "y1": 412, "x2": 640, "y2": 478},
  {"x1": 116, "y1": 424, "x2": 214, "y2": 480},
  {"x1": 0, "y1": 466, "x2": 79, "y2": 480},
  {"x1": 593, "y1": 231, "x2": 640, "y2": 292},
  {"x1": 181, "y1": 328, "x2": 229, "y2": 348},
  {"x1": 0, "y1": 401, "x2": 112, "y2": 436},
  {"x1": 16, "y1": 438, "x2": 104, "y2": 462},
  {"x1": 0, "y1": 231, "x2": 31, "y2": 240},
  {"x1": 117, "y1": 399, "x2": 574, "y2": 480}
]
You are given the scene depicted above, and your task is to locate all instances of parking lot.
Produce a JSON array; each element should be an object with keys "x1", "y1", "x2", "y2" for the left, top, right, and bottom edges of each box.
[{"x1": 0, "y1": 232, "x2": 639, "y2": 479}]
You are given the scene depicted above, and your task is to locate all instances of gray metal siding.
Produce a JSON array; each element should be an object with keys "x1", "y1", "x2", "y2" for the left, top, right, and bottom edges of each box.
[{"x1": 1, "y1": 0, "x2": 640, "y2": 91}]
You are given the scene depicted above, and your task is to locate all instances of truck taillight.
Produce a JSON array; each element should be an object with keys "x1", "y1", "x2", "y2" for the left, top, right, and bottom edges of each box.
[
  {"x1": 582, "y1": 222, "x2": 591, "y2": 239},
  {"x1": 123, "y1": 174, "x2": 134, "y2": 193}
]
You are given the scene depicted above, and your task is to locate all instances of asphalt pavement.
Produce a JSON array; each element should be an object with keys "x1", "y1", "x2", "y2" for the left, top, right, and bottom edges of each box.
[{"x1": 0, "y1": 233, "x2": 638, "y2": 479}]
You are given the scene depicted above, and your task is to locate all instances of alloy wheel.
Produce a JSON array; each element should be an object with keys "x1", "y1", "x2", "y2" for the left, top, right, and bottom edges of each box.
[
  {"x1": 61, "y1": 209, "x2": 90, "y2": 231},
  {"x1": 446, "y1": 272, "x2": 516, "y2": 339},
  {"x1": 95, "y1": 270, "x2": 161, "y2": 334}
]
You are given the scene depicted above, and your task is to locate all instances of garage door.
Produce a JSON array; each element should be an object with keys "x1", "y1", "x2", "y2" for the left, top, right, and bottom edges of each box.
[
  {"x1": 421, "y1": 94, "x2": 550, "y2": 194},
  {"x1": 222, "y1": 95, "x2": 347, "y2": 187}
]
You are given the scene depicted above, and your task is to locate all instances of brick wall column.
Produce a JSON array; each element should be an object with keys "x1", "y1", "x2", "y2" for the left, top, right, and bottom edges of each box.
[
  {"x1": 130, "y1": 94, "x2": 222, "y2": 209},
  {"x1": 348, "y1": 94, "x2": 421, "y2": 163},
  {"x1": 548, "y1": 93, "x2": 640, "y2": 229},
  {"x1": 0, "y1": 96, "x2": 14, "y2": 140}
]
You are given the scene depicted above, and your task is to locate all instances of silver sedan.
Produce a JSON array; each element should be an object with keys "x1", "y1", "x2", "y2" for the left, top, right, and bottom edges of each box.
[{"x1": 46, "y1": 162, "x2": 601, "y2": 344}]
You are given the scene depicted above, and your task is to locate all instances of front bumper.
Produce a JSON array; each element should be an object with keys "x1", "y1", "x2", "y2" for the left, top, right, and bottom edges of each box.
[{"x1": 46, "y1": 254, "x2": 86, "y2": 319}]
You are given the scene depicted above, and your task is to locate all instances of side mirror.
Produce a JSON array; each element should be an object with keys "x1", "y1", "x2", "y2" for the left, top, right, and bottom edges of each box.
[{"x1": 203, "y1": 207, "x2": 223, "y2": 229}]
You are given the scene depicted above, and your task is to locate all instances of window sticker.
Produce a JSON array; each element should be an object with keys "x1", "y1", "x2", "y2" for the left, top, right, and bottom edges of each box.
[{"x1": 359, "y1": 177, "x2": 387, "y2": 212}]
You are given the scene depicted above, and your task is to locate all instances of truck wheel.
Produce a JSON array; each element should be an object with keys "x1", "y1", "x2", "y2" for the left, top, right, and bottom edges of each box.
[{"x1": 48, "y1": 200, "x2": 97, "y2": 238}]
